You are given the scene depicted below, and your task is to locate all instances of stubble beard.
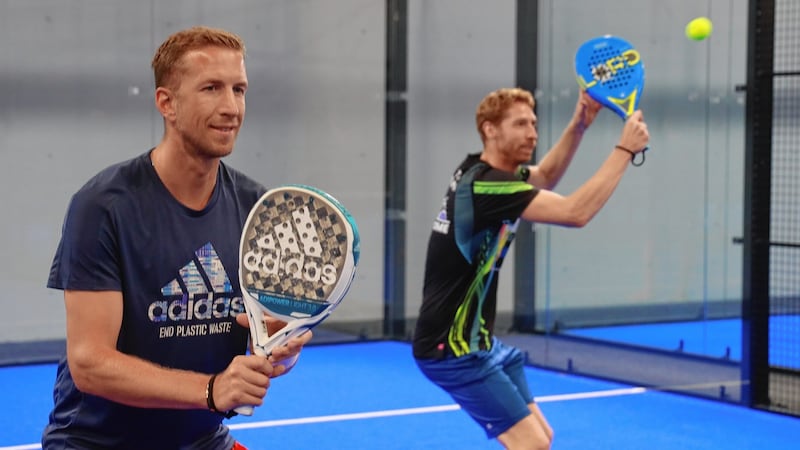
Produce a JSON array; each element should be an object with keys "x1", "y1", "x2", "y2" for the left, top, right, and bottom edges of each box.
[{"x1": 183, "y1": 128, "x2": 237, "y2": 160}]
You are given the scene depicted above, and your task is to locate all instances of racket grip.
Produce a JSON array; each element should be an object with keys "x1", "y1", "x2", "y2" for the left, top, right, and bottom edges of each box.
[
  {"x1": 232, "y1": 338, "x2": 267, "y2": 416},
  {"x1": 234, "y1": 404, "x2": 255, "y2": 416},
  {"x1": 232, "y1": 328, "x2": 309, "y2": 416}
]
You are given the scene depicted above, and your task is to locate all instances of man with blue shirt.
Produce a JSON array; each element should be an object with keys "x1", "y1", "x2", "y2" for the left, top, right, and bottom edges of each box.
[{"x1": 43, "y1": 26, "x2": 310, "y2": 450}]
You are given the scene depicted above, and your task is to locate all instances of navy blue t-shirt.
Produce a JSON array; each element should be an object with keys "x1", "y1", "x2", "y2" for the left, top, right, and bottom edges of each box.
[{"x1": 43, "y1": 151, "x2": 265, "y2": 449}]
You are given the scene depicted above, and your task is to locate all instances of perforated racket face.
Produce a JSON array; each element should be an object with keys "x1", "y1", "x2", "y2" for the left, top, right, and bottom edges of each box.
[
  {"x1": 239, "y1": 186, "x2": 358, "y2": 320},
  {"x1": 575, "y1": 35, "x2": 644, "y2": 119}
]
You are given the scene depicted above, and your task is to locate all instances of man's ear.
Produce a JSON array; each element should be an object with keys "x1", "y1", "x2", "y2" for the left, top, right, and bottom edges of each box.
[
  {"x1": 482, "y1": 121, "x2": 497, "y2": 140},
  {"x1": 154, "y1": 86, "x2": 176, "y2": 120}
]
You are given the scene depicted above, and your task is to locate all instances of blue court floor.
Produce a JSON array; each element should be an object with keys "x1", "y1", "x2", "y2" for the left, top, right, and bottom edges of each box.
[
  {"x1": 566, "y1": 315, "x2": 800, "y2": 368},
  {"x1": 2, "y1": 341, "x2": 799, "y2": 449}
]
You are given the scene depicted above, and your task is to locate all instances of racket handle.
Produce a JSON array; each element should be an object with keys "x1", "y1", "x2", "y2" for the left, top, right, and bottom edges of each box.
[
  {"x1": 232, "y1": 338, "x2": 268, "y2": 416},
  {"x1": 232, "y1": 328, "x2": 308, "y2": 416},
  {"x1": 234, "y1": 404, "x2": 255, "y2": 416}
]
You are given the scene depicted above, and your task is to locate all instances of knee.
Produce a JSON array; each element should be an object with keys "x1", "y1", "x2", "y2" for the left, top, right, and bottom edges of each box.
[
  {"x1": 528, "y1": 428, "x2": 552, "y2": 450},
  {"x1": 500, "y1": 431, "x2": 552, "y2": 450},
  {"x1": 533, "y1": 434, "x2": 552, "y2": 450},
  {"x1": 543, "y1": 434, "x2": 554, "y2": 449}
]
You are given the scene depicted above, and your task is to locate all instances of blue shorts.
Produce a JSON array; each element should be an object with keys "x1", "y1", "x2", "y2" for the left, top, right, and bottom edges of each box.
[{"x1": 415, "y1": 337, "x2": 533, "y2": 439}]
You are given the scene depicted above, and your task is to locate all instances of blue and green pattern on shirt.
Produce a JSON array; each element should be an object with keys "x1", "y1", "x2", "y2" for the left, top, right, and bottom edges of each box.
[{"x1": 447, "y1": 179, "x2": 530, "y2": 356}]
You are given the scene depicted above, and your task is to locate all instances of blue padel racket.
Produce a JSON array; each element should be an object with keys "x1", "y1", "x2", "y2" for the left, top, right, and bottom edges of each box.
[
  {"x1": 575, "y1": 35, "x2": 645, "y2": 120},
  {"x1": 235, "y1": 185, "x2": 360, "y2": 415}
]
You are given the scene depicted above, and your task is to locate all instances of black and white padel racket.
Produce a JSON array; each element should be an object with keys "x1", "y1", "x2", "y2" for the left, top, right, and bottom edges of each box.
[{"x1": 235, "y1": 185, "x2": 359, "y2": 415}]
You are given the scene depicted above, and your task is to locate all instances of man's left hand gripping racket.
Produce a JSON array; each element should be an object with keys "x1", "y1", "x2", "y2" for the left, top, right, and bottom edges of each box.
[{"x1": 235, "y1": 185, "x2": 360, "y2": 416}]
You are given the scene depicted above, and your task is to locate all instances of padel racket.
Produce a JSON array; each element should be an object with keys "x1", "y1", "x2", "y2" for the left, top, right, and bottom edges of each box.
[
  {"x1": 575, "y1": 35, "x2": 645, "y2": 120},
  {"x1": 235, "y1": 185, "x2": 360, "y2": 415}
]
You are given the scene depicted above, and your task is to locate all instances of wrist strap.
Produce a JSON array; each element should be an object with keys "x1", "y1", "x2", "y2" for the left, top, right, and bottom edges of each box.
[
  {"x1": 516, "y1": 165, "x2": 531, "y2": 181},
  {"x1": 615, "y1": 145, "x2": 647, "y2": 167},
  {"x1": 206, "y1": 374, "x2": 238, "y2": 419}
]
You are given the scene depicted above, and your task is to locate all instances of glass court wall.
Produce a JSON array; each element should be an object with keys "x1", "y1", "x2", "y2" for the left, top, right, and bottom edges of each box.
[{"x1": 0, "y1": 0, "x2": 758, "y2": 406}]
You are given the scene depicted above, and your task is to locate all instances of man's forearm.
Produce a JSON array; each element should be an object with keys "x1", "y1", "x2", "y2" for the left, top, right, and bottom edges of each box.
[{"x1": 534, "y1": 121, "x2": 586, "y2": 189}]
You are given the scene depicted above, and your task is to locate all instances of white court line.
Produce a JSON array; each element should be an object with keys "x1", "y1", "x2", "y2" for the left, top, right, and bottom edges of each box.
[
  {"x1": 229, "y1": 404, "x2": 463, "y2": 430},
  {"x1": 535, "y1": 387, "x2": 647, "y2": 403},
  {"x1": 0, "y1": 387, "x2": 649, "y2": 450},
  {"x1": 229, "y1": 386, "x2": 649, "y2": 430}
]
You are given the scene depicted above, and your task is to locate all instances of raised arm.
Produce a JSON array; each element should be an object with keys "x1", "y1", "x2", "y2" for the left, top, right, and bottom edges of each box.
[
  {"x1": 527, "y1": 91, "x2": 602, "y2": 190},
  {"x1": 521, "y1": 110, "x2": 649, "y2": 227}
]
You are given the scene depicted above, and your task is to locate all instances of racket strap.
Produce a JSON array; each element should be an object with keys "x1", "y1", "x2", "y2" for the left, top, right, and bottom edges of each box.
[{"x1": 615, "y1": 144, "x2": 647, "y2": 167}]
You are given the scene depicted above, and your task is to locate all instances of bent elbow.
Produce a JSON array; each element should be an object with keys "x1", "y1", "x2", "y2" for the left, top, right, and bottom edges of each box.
[
  {"x1": 67, "y1": 346, "x2": 105, "y2": 394},
  {"x1": 562, "y1": 217, "x2": 589, "y2": 228},
  {"x1": 70, "y1": 373, "x2": 92, "y2": 393},
  {"x1": 561, "y1": 207, "x2": 591, "y2": 228},
  {"x1": 68, "y1": 359, "x2": 94, "y2": 393},
  {"x1": 68, "y1": 366, "x2": 92, "y2": 393}
]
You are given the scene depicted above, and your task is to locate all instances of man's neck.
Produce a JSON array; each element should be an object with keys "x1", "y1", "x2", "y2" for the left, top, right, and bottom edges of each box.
[
  {"x1": 479, "y1": 148, "x2": 518, "y2": 173},
  {"x1": 150, "y1": 143, "x2": 219, "y2": 211}
]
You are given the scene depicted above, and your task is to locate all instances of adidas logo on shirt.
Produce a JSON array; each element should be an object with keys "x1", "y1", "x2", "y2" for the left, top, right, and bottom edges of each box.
[{"x1": 148, "y1": 243, "x2": 244, "y2": 326}]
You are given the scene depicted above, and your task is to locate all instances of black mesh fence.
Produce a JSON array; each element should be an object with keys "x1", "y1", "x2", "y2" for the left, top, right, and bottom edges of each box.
[{"x1": 766, "y1": 0, "x2": 800, "y2": 416}]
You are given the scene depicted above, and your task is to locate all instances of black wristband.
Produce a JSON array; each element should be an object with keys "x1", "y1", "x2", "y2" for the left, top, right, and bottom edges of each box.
[
  {"x1": 206, "y1": 374, "x2": 238, "y2": 419},
  {"x1": 516, "y1": 165, "x2": 531, "y2": 181},
  {"x1": 615, "y1": 145, "x2": 646, "y2": 167},
  {"x1": 206, "y1": 374, "x2": 218, "y2": 412}
]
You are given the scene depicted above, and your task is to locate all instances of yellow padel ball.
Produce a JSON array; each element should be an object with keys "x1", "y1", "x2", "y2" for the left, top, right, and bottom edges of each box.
[{"x1": 686, "y1": 17, "x2": 713, "y2": 41}]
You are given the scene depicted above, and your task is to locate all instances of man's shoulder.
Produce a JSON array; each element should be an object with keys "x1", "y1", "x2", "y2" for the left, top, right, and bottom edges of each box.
[
  {"x1": 219, "y1": 161, "x2": 266, "y2": 197},
  {"x1": 70, "y1": 152, "x2": 151, "y2": 207}
]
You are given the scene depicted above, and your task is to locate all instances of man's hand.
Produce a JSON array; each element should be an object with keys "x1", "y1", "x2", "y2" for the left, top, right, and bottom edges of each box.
[
  {"x1": 235, "y1": 313, "x2": 313, "y2": 376},
  {"x1": 618, "y1": 110, "x2": 650, "y2": 152},
  {"x1": 211, "y1": 353, "x2": 274, "y2": 412},
  {"x1": 572, "y1": 90, "x2": 602, "y2": 133},
  {"x1": 269, "y1": 329, "x2": 312, "y2": 376}
]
